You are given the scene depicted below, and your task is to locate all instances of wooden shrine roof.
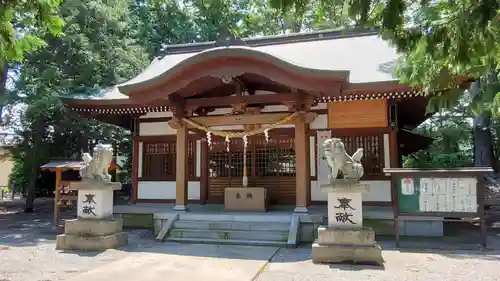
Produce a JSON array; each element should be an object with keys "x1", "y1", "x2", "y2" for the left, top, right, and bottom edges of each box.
[
  {"x1": 40, "y1": 160, "x2": 84, "y2": 171},
  {"x1": 62, "y1": 28, "x2": 471, "y2": 130}
]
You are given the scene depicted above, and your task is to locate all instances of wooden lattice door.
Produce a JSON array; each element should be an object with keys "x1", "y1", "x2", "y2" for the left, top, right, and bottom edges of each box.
[
  {"x1": 208, "y1": 137, "x2": 249, "y2": 203},
  {"x1": 207, "y1": 129, "x2": 296, "y2": 205}
]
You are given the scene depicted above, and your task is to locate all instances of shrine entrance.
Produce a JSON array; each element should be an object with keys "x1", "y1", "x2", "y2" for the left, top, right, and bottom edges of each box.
[{"x1": 207, "y1": 128, "x2": 296, "y2": 205}]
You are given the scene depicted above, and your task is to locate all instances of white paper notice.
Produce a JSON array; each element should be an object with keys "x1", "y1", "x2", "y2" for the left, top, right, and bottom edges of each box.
[
  {"x1": 447, "y1": 194, "x2": 458, "y2": 211},
  {"x1": 436, "y1": 195, "x2": 449, "y2": 212},
  {"x1": 420, "y1": 178, "x2": 433, "y2": 195},
  {"x1": 401, "y1": 178, "x2": 415, "y2": 195},
  {"x1": 454, "y1": 196, "x2": 469, "y2": 212},
  {"x1": 456, "y1": 178, "x2": 477, "y2": 195},
  {"x1": 448, "y1": 178, "x2": 459, "y2": 195},
  {"x1": 465, "y1": 195, "x2": 477, "y2": 212},
  {"x1": 419, "y1": 194, "x2": 435, "y2": 212},
  {"x1": 433, "y1": 178, "x2": 448, "y2": 195}
]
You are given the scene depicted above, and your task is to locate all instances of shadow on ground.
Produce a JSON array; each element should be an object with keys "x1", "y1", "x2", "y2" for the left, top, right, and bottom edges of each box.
[{"x1": 2, "y1": 199, "x2": 500, "y2": 265}]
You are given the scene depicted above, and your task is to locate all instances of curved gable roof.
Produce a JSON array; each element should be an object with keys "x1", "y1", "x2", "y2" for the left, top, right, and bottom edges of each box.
[
  {"x1": 117, "y1": 30, "x2": 397, "y2": 97},
  {"x1": 118, "y1": 46, "x2": 350, "y2": 96}
]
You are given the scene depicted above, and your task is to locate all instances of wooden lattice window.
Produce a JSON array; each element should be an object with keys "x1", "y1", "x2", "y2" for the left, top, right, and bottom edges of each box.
[
  {"x1": 209, "y1": 134, "x2": 296, "y2": 178},
  {"x1": 208, "y1": 138, "x2": 253, "y2": 178},
  {"x1": 141, "y1": 139, "x2": 196, "y2": 181},
  {"x1": 255, "y1": 148, "x2": 296, "y2": 177},
  {"x1": 338, "y1": 134, "x2": 384, "y2": 175}
]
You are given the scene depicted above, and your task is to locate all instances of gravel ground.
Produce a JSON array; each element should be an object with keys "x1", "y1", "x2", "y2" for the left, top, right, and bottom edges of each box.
[
  {"x1": 255, "y1": 243, "x2": 500, "y2": 281},
  {"x1": 2, "y1": 200, "x2": 500, "y2": 281},
  {"x1": 0, "y1": 200, "x2": 157, "y2": 281}
]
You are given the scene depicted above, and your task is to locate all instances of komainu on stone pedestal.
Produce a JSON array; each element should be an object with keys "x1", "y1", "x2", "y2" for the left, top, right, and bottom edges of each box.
[
  {"x1": 312, "y1": 138, "x2": 383, "y2": 266},
  {"x1": 56, "y1": 144, "x2": 127, "y2": 251}
]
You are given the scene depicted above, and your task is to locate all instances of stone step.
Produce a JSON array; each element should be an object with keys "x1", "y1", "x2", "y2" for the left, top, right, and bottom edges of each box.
[
  {"x1": 172, "y1": 220, "x2": 290, "y2": 232},
  {"x1": 165, "y1": 237, "x2": 287, "y2": 247},
  {"x1": 169, "y1": 228, "x2": 289, "y2": 241},
  {"x1": 154, "y1": 212, "x2": 292, "y2": 223}
]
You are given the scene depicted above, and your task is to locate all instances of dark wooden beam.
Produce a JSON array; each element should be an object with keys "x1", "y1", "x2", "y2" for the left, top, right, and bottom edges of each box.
[{"x1": 184, "y1": 92, "x2": 303, "y2": 108}]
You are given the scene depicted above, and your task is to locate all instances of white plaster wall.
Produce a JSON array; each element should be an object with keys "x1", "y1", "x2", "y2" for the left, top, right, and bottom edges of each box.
[
  {"x1": 140, "y1": 112, "x2": 172, "y2": 118},
  {"x1": 261, "y1": 105, "x2": 288, "y2": 112},
  {"x1": 311, "y1": 180, "x2": 392, "y2": 202},
  {"x1": 137, "y1": 181, "x2": 200, "y2": 200},
  {"x1": 383, "y1": 133, "x2": 391, "y2": 170},
  {"x1": 196, "y1": 140, "x2": 201, "y2": 177},
  {"x1": 208, "y1": 108, "x2": 232, "y2": 115},
  {"x1": 311, "y1": 103, "x2": 327, "y2": 110},
  {"x1": 138, "y1": 142, "x2": 143, "y2": 177},
  {"x1": 310, "y1": 136, "x2": 316, "y2": 177},
  {"x1": 310, "y1": 114, "x2": 327, "y2": 129},
  {"x1": 210, "y1": 125, "x2": 245, "y2": 131},
  {"x1": 139, "y1": 122, "x2": 176, "y2": 136}
]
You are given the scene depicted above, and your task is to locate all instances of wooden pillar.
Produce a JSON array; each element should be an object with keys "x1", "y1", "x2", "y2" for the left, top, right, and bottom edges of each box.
[
  {"x1": 53, "y1": 169, "x2": 62, "y2": 225},
  {"x1": 294, "y1": 119, "x2": 310, "y2": 213},
  {"x1": 130, "y1": 138, "x2": 139, "y2": 204},
  {"x1": 305, "y1": 133, "x2": 312, "y2": 206},
  {"x1": 199, "y1": 139, "x2": 209, "y2": 204},
  {"x1": 174, "y1": 122, "x2": 189, "y2": 211},
  {"x1": 389, "y1": 128, "x2": 399, "y2": 168},
  {"x1": 130, "y1": 117, "x2": 140, "y2": 204}
]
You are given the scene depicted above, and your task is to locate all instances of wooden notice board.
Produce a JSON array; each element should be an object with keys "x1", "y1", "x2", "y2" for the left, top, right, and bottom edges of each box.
[
  {"x1": 396, "y1": 177, "x2": 478, "y2": 213},
  {"x1": 384, "y1": 168, "x2": 492, "y2": 248}
]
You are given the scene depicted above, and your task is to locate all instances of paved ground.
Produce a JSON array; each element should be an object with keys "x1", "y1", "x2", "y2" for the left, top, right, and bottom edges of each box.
[{"x1": 2, "y1": 200, "x2": 500, "y2": 281}]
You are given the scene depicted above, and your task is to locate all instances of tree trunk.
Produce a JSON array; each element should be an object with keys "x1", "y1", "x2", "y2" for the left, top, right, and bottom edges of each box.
[
  {"x1": 24, "y1": 117, "x2": 45, "y2": 213},
  {"x1": 470, "y1": 81, "x2": 498, "y2": 170},
  {"x1": 0, "y1": 63, "x2": 8, "y2": 123}
]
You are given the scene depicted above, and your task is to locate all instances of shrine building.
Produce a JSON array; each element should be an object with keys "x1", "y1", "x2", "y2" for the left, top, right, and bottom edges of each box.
[{"x1": 62, "y1": 29, "x2": 453, "y2": 242}]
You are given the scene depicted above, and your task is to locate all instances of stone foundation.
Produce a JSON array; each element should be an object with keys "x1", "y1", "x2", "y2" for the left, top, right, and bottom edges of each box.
[
  {"x1": 56, "y1": 218, "x2": 128, "y2": 251},
  {"x1": 312, "y1": 225, "x2": 383, "y2": 266}
]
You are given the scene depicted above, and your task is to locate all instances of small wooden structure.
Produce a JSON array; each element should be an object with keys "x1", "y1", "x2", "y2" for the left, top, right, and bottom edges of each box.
[
  {"x1": 384, "y1": 167, "x2": 492, "y2": 248},
  {"x1": 40, "y1": 160, "x2": 84, "y2": 225}
]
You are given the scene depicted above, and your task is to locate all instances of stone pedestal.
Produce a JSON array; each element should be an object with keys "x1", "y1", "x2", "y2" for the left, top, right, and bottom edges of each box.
[
  {"x1": 312, "y1": 180, "x2": 383, "y2": 265},
  {"x1": 56, "y1": 180, "x2": 128, "y2": 251}
]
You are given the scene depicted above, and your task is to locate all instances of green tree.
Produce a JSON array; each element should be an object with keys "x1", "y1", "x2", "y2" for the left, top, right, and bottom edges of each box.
[
  {"x1": 404, "y1": 95, "x2": 473, "y2": 168},
  {"x1": 272, "y1": 0, "x2": 499, "y2": 168},
  {"x1": 0, "y1": 0, "x2": 64, "y2": 122},
  {"x1": 9, "y1": 0, "x2": 148, "y2": 212}
]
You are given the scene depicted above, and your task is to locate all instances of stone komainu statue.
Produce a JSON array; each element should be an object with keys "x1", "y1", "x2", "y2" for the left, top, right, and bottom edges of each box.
[
  {"x1": 322, "y1": 138, "x2": 364, "y2": 182},
  {"x1": 80, "y1": 144, "x2": 114, "y2": 182}
]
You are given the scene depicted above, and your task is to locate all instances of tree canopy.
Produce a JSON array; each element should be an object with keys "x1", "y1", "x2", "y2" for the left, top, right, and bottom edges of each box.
[
  {"x1": 272, "y1": 0, "x2": 499, "y2": 112},
  {"x1": 4, "y1": 0, "x2": 498, "y2": 211},
  {"x1": 0, "y1": 0, "x2": 65, "y2": 121}
]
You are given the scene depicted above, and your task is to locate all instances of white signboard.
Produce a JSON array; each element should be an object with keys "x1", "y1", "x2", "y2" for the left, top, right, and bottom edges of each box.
[
  {"x1": 416, "y1": 177, "x2": 477, "y2": 212},
  {"x1": 401, "y1": 178, "x2": 415, "y2": 195},
  {"x1": 317, "y1": 130, "x2": 332, "y2": 184}
]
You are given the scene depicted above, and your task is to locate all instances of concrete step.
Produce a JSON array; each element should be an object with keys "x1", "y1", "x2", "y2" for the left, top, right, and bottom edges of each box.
[
  {"x1": 169, "y1": 228, "x2": 289, "y2": 241},
  {"x1": 165, "y1": 237, "x2": 287, "y2": 247},
  {"x1": 154, "y1": 212, "x2": 292, "y2": 223},
  {"x1": 172, "y1": 220, "x2": 290, "y2": 232}
]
